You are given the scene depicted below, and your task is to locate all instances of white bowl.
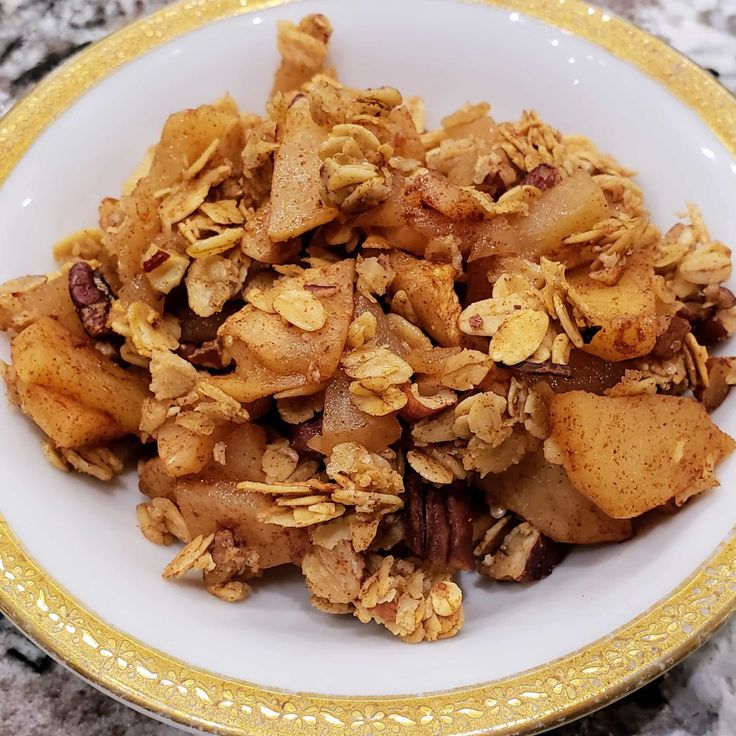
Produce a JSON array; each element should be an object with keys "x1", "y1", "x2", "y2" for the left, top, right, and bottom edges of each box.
[{"x1": 1, "y1": 0, "x2": 736, "y2": 733}]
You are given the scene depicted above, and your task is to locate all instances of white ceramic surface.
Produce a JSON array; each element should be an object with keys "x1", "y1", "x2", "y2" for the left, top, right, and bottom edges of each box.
[{"x1": 1, "y1": 0, "x2": 735, "y2": 698}]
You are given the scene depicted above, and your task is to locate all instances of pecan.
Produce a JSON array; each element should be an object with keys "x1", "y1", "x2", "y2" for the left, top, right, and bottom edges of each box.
[
  {"x1": 446, "y1": 494, "x2": 475, "y2": 571},
  {"x1": 651, "y1": 316, "x2": 691, "y2": 360},
  {"x1": 405, "y1": 475, "x2": 427, "y2": 557},
  {"x1": 399, "y1": 384, "x2": 457, "y2": 421},
  {"x1": 142, "y1": 249, "x2": 171, "y2": 273},
  {"x1": 178, "y1": 340, "x2": 228, "y2": 369},
  {"x1": 289, "y1": 415, "x2": 324, "y2": 456},
  {"x1": 677, "y1": 301, "x2": 710, "y2": 324},
  {"x1": 68, "y1": 261, "x2": 114, "y2": 338},
  {"x1": 716, "y1": 287, "x2": 736, "y2": 309},
  {"x1": 478, "y1": 522, "x2": 565, "y2": 582},
  {"x1": 694, "y1": 315, "x2": 729, "y2": 347},
  {"x1": 521, "y1": 164, "x2": 559, "y2": 191},
  {"x1": 425, "y1": 487, "x2": 450, "y2": 568},
  {"x1": 695, "y1": 357, "x2": 736, "y2": 411},
  {"x1": 473, "y1": 515, "x2": 518, "y2": 557},
  {"x1": 404, "y1": 473, "x2": 475, "y2": 571},
  {"x1": 179, "y1": 302, "x2": 241, "y2": 343}
]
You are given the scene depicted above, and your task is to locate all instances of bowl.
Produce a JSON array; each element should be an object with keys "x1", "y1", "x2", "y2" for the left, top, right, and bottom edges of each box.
[{"x1": 1, "y1": 0, "x2": 736, "y2": 733}]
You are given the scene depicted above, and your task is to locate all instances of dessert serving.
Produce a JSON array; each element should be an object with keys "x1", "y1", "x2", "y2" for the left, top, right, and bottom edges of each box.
[{"x1": 1, "y1": 13, "x2": 734, "y2": 645}]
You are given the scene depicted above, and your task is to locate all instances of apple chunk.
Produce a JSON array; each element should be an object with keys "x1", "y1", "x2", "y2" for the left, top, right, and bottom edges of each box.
[
  {"x1": 481, "y1": 449, "x2": 632, "y2": 543},
  {"x1": 12, "y1": 317, "x2": 149, "y2": 436},
  {"x1": 548, "y1": 391, "x2": 736, "y2": 518},
  {"x1": 175, "y1": 479, "x2": 310, "y2": 568}
]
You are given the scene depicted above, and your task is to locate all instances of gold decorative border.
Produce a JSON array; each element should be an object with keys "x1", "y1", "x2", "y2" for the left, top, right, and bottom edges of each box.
[{"x1": 1, "y1": 1, "x2": 736, "y2": 734}]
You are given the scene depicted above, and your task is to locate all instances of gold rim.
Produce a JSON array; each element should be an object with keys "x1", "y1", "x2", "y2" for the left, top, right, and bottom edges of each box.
[{"x1": 2, "y1": 1, "x2": 736, "y2": 733}]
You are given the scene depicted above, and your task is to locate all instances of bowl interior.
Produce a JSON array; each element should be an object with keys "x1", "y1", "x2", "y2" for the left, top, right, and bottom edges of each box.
[{"x1": 1, "y1": 0, "x2": 735, "y2": 697}]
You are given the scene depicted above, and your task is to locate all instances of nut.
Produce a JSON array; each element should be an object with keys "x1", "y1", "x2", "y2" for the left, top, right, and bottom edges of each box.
[
  {"x1": 521, "y1": 163, "x2": 560, "y2": 191},
  {"x1": 288, "y1": 415, "x2": 324, "y2": 455},
  {"x1": 695, "y1": 357, "x2": 736, "y2": 411},
  {"x1": 478, "y1": 522, "x2": 565, "y2": 582},
  {"x1": 651, "y1": 316, "x2": 691, "y2": 360},
  {"x1": 404, "y1": 474, "x2": 475, "y2": 571},
  {"x1": 68, "y1": 261, "x2": 115, "y2": 338},
  {"x1": 142, "y1": 249, "x2": 171, "y2": 273},
  {"x1": 441, "y1": 349, "x2": 491, "y2": 390},
  {"x1": 399, "y1": 384, "x2": 457, "y2": 420}
]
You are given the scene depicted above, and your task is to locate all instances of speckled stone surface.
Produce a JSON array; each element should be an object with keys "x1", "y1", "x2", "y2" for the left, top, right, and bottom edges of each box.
[{"x1": 1, "y1": 1, "x2": 736, "y2": 734}]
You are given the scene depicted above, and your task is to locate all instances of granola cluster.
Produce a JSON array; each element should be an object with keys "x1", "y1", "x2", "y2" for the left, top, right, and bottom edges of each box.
[{"x1": 1, "y1": 15, "x2": 735, "y2": 644}]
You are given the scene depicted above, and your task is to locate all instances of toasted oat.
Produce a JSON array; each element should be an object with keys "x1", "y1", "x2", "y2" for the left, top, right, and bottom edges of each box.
[
  {"x1": 262, "y1": 438, "x2": 300, "y2": 483},
  {"x1": 488, "y1": 309, "x2": 550, "y2": 366},
  {"x1": 353, "y1": 555, "x2": 463, "y2": 642},
  {"x1": 276, "y1": 392, "x2": 324, "y2": 424},
  {"x1": 159, "y1": 165, "x2": 231, "y2": 227},
  {"x1": 136, "y1": 503, "x2": 174, "y2": 546},
  {"x1": 273, "y1": 288, "x2": 327, "y2": 331},
  {"x1": 441, "y1": 349, "x2": 491, "y2": 390},
  {"x1": 110, "y1": 301, "x2": 181, "y2": 358},
  {"x1": 207, "y1": 580, "x2": 251, "y2": 602},
  {"x1": 356, "y1": 255, "x2": 395, "y2": 297},
  {"x1": 346, "y1": 311, "x2": 378, "y2": 349},
  {"x1": 162, "y1": 534, "x2": 216, "y2": 579},
  {"x1": 406, "y1": 447, "x2": 464, "y2": 485},
  {"x1": 49, "y1": 445, "x2": 126, "y2": 482},
  {"x1": 4, "y1": 14, "x2": 736, "y2": 645}
]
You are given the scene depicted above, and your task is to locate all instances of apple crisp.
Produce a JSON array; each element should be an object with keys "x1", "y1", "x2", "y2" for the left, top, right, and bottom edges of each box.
[{"x1": 1, "y1": 14, "x2": 735, "y2": 643}]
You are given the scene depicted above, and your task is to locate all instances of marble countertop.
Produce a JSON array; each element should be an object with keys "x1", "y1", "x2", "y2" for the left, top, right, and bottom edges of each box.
[{"x1": 2, "y1": 1, "x2": 736, "y2": 734}]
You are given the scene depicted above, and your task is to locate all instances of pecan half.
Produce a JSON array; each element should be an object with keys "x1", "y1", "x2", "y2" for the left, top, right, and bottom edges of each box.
[
  {"x1": 694, "y1": 357, "x2": 736, "y2": 411},
  {"x1": 142, "y1": 249, "x2": 171, "y2": 273},
  {"x1": 694, "y1": 315, "x2": 729, "y2": 347},
  {"x1": 714, "y1": 286, "x2": 736, "y2": 310},
  {"x1": 399, "y1": 384, "x2": 457, "y2": 421},
  {"x1": 651, "y1": 316, "x2": 691, "y2": 360},
  {"x1": 522, "y1": 164, "x2": 559, "y2": 191},
  {"x1": 68, "y1": 261, "x2": 115, "y2": 338},
  {"x1": 478, "y1": 522, "x2": 565, "y2": 582},
  {"x1": 404, "y1": 473, "x2": 475, "y2": 571}
]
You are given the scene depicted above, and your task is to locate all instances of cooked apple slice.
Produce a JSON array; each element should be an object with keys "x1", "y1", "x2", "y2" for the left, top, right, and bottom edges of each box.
[
  {"x1": 16, "y1": 381, "x2": 124, "y2": 449},
  {"x1": 568, "y1": 258, "x2": 662, "y2": 362},
  {"x1": 548, "y1": 391, "x2": 736, "y2": 518},
  {"x1": 268, "y1": 97, "x2": 338, "y2": 241},
  {"x1": 12, "y1": 317, "x2": 148, "y2": 435},
  {"x1": 388, "y1": 251, "x2": 462, "y2": 347},
  {"x1": 175, "y1": 479, "x2": 310, "y2": 568},
  {"x1": 217, "y1": 260, "x2": 354, "y2": 400},
  {"x1": 481, "y1": 449, "x2": 632, "y2": 543}
]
